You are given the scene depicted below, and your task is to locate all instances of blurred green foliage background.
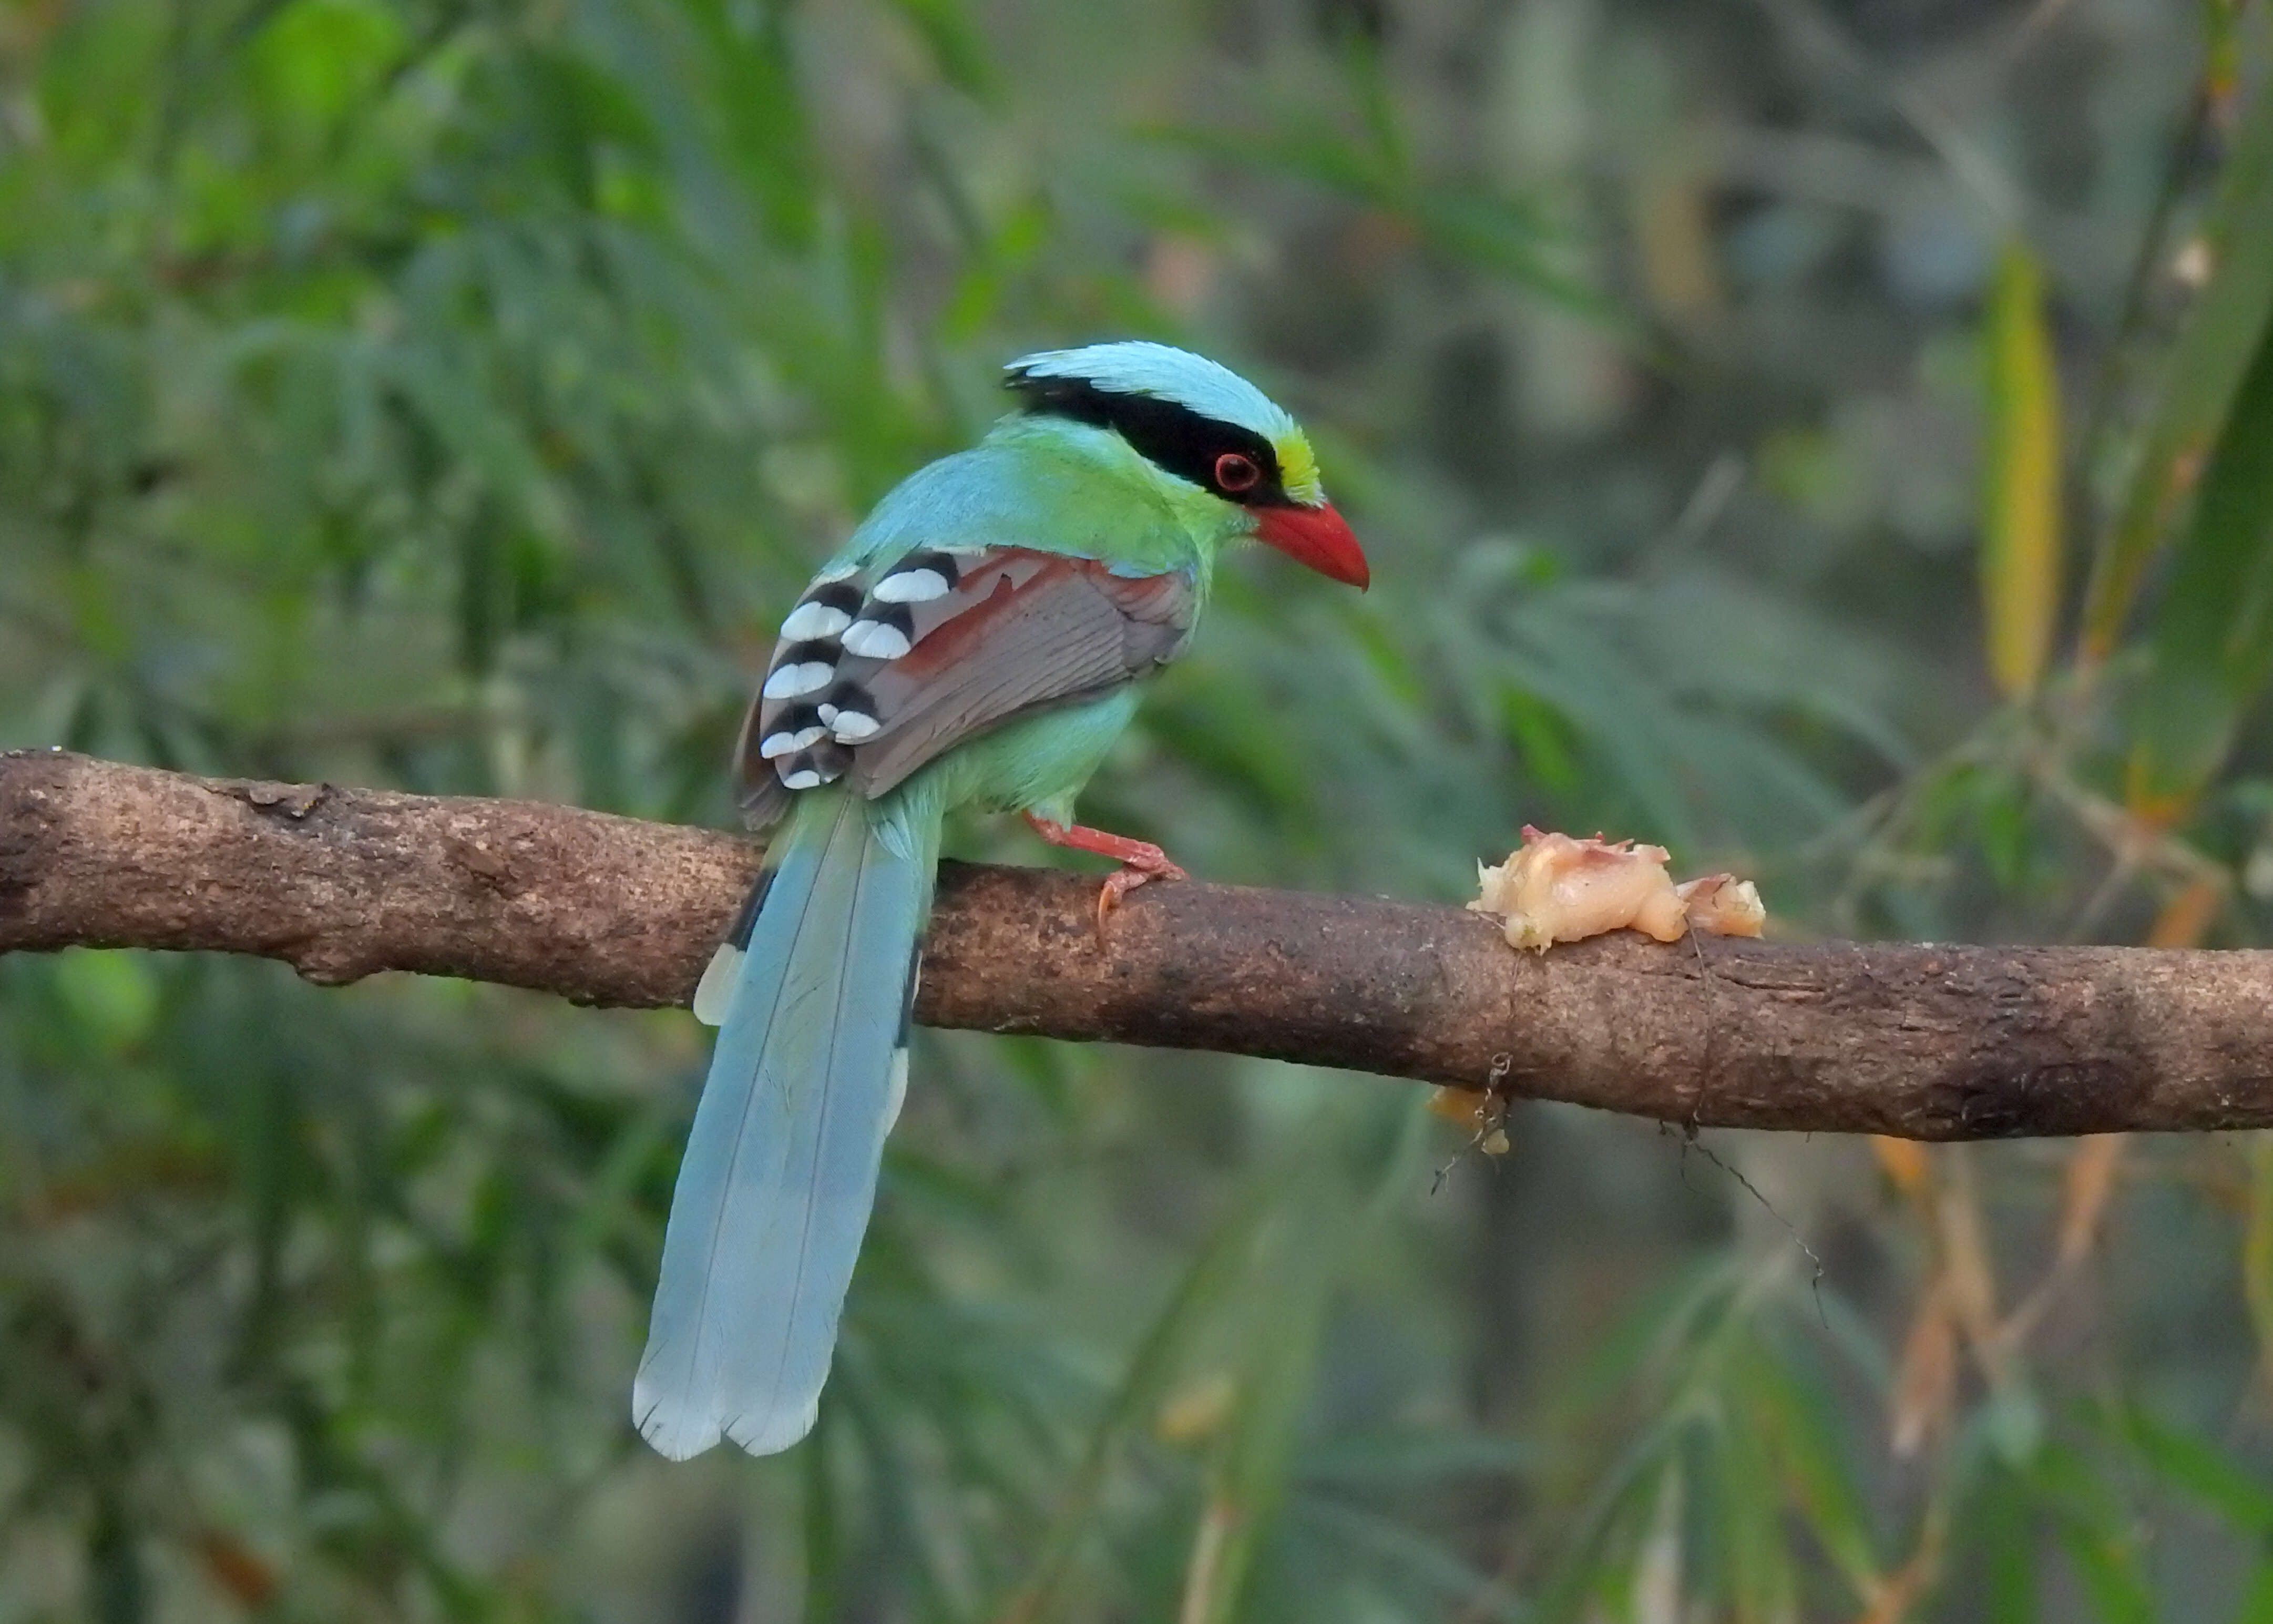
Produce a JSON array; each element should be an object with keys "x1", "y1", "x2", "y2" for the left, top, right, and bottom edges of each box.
[{"x1": 6, "y1": 0, "x2": 2273, "y2": 1617}]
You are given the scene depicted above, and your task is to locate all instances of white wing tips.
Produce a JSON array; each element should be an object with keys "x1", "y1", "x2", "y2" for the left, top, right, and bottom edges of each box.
[
  {"x1": 632, "y1": 1372, "x2": 825, "y2": 1460},
  {"x1": 631, "y1": 1377, "x2": 720, "y2": 1460},
  {"x1": 727, "y1": 1395, "x2": 824, "y2": 1457},
  {"x1": 883, "y1": 1046, "x2": 909, "y2": 1138},
  {"x1": 690, "y1": 942, "x2": 744, "y2": 1027}
]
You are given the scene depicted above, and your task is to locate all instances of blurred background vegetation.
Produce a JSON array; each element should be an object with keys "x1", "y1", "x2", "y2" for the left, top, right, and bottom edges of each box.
[{"x1": 5, "y1": 0, "x2": 2273, "y2": 1616}]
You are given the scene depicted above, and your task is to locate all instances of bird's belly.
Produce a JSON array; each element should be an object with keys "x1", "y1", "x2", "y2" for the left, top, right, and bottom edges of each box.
[{"x1": 935, "y1": 684, "x2": 1145, "y2": 820}]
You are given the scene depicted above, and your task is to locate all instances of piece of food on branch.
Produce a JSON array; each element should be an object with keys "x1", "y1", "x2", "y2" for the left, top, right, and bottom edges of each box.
[
  {"x1": 1675, "y1": 872, "x2": 1767, "y2": 938},
  {"x1": 1468, "y1": 826, "x2": 1766, "y2": 951}
]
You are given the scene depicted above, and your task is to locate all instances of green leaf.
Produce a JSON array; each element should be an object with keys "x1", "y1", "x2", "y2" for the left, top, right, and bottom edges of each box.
[
  {"x1": 2054, "y1": 1520, "x2": 2156, "y2": 1624},
  {"x1": 674, "y1": 0, "x2": 821, "y2": 247},
  {"x1": 2124, "y1": 313, "x2": 2273, "y2": 811},
  {"x1": 996, "y1": 1156, "x2": 1299, "y2": 1624},
  {"x1": 1742, "y1": 1352, "x2": 1883, "y2": 1598},
  {"x1": 2084, "y1": 78, "x2": 2273, "y2": 658},
  {"x1": 54, "y1": 948, "x2": 160, "y2": 1055},
  {"x1": 879, "y1": 0, "x2": 997, "y2": 99},
  {"x1": 2105, "y1": 1403, "x2": 2273, "y2": 1535},
  {"x1": 2240, "y1": 1559, "x2": 2273, "y2": 1624},
  {"x1": 1982, "y1": 1475, "x2": 2039, "y2": 1624},
  {"x1": 1979, "y1": 238, "x2": 2063, "y2": 698}
]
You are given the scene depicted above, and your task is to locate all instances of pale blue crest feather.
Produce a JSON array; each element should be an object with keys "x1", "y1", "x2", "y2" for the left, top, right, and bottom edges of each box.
[{"x1": 1007, "y1": 340, "x2": 1299, "y2": 445}]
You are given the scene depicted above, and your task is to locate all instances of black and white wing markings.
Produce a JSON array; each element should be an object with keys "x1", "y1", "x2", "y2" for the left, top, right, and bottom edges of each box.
[
  {"x1": 777, "y1": 580, "x2": 861, "y2": 641},
  {"x1": 732, "y1": 547, "x2": 1196, "y2": 826}
]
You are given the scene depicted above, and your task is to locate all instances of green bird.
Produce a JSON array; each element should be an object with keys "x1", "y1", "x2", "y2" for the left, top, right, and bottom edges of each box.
[{"x1": 635, "y1": 341, "x2": 1369, "y2": 1459}]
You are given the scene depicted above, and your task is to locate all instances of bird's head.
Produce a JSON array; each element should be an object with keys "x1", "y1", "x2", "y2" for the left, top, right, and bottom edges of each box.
[{"x1": 1003, "y1": 341, "x2": 1369, "y2": 589}]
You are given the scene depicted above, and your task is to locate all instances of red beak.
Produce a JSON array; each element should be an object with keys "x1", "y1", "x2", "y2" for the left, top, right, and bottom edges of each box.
[{"x1": 1254, "y1": 502, "x2": 1369, "y2": 590}]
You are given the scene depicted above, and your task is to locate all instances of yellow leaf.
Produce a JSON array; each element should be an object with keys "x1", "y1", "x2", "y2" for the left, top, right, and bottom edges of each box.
[
  {"x1": 1872, "y1": 1136, "x2": 1932, "y2": 1200},
  {"x1": 2053, "y1": 1136, "x2": 2124, "y2": 1273},
  {"x1": 1935, "y1": 1149, "x2": 2002, "y2": 1355},
  {"x1": 1855, "y1": 1504, "x2": 1950, "y2": 1624},
  {"x1": 1889, "y1": 1273, "x2": 1958, "y2": 1460},
  {"x1": 2147, "y1": 879, "x2": 2224, "y2": 947},
  {"x1": 1979, "y1": 240, "x2": 2064, "y2": 698},
  {"x1": 195, "y1": 1529, "x2": 278, "y2": 1609},
  {"x1": 1425, "y1": 1085, "x2": 1487, "y2": 1129},
  {"x1": 1155, "y1": 1370, "x2": 1237, "y2": 1445}
]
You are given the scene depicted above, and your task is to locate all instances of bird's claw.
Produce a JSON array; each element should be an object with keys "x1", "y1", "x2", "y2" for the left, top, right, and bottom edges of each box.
[
  {"x1": 1093, "y1": 850, "x2": 1188, "y2": 934},
  {"x1": 1020, "y1": 812, "x2": 1186, "y2": 939}
]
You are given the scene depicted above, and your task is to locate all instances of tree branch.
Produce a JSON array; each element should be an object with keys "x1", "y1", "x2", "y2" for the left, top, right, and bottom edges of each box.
[{"x1": 5, "y1": 750, "x2": 2271, "y2": 1139}]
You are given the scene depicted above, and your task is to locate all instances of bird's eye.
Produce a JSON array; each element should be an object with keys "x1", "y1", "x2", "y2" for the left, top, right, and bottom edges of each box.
[{"x1": 1214, "y1": 452, "x2": 1261, "y2": 494}]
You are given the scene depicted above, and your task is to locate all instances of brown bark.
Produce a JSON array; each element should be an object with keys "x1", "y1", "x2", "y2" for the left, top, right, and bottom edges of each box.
[{"x1": 5, "y1": 749, "x2": 2272, "y2": 1140}]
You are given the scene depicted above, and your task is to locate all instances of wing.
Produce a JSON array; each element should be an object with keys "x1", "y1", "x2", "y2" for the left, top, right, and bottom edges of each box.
[{"x1": 733, "y1": 547, "x2": 1196, "y2": 825}]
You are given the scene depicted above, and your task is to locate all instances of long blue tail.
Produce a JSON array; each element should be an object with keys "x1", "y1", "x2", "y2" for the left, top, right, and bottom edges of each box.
[{"x1": 634, "y1": 790, "x2": 935, "y2": 1459}]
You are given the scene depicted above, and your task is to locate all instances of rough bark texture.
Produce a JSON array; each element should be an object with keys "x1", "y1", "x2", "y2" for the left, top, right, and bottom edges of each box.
[{"x1": 6, "y1": 749, "x2": 2273, "y2": 1140}]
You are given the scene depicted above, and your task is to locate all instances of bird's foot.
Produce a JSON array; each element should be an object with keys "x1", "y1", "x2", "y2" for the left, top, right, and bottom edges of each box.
[{"x1": 1021, "y1": 813, "x2": 1188, "y2": 933}]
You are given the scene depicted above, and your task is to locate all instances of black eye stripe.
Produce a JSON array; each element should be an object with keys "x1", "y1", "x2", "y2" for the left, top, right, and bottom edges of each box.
[{"x1": 1006, "y1": 372, "x2": 1293, "y2": 506}]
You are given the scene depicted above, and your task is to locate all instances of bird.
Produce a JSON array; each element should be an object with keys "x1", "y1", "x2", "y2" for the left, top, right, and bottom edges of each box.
[{"x1": 633, "y1": 340, "x2": 1369, "y2": 1459}]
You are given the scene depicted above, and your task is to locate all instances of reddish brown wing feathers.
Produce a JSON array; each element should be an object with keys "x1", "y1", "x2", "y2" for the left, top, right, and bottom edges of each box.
[{"x1": 733, "y1": 548, "x2": 1195, "y2": 826}]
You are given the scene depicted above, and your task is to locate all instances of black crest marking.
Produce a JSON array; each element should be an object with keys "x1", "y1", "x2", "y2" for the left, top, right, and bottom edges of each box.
[{"x1": 1006, "y1": 371, "x2": 1296, "y2": 507}]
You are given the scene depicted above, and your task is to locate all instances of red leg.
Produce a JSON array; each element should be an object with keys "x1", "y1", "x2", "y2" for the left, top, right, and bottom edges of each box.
[{"x1": 1022, "y1": 813, "x2": 1188, "y2": 930}]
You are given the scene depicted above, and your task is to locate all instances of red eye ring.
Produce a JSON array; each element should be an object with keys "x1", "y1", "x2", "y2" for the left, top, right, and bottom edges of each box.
[{"x1": 1214, "y1": 452, "x2": 1261, "y2": 494}]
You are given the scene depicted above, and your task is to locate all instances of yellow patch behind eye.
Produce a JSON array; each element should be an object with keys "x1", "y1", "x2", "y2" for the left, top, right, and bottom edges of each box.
[{"x1": 1274, "y1": 431, "x2": 1323, "y2": 506}]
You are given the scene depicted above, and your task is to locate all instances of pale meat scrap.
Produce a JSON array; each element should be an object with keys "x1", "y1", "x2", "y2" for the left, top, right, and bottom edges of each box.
[
  {"x1": 1468, "y1": 826, "x2": 1765, "y2": 951},
  {"x1": 1676, "y1": 873, "x2": 1767, "y2": 938}
]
